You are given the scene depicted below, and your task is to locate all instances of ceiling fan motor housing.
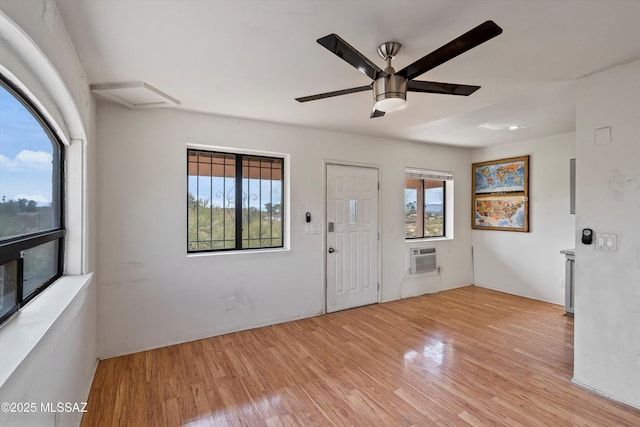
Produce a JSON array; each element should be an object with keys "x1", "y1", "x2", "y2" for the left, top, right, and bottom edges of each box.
[{"x1": 373, "y1": 73, "x2": 407, "y2": 112}]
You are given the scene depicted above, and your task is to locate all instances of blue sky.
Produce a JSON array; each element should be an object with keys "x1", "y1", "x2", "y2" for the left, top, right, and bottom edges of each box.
[
  {"x1": 405, "y1": 187, "x2": 443, "y2": 206},
  {"x1": 188, "y1": 175, "x2": 282, "y2": 210},
  {"x1": 0, "y1": 86, "x2": 54, "y2": 205}
]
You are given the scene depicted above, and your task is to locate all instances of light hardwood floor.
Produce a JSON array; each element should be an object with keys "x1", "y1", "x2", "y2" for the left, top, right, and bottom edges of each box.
[{"x1": 81, "y1": 286, "x2": 640, "y2": 426}]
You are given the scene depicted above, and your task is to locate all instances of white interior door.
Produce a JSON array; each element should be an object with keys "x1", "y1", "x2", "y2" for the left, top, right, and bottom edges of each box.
[{"x1": 326, "y1": 164, "x2": 379, "y2": 313}]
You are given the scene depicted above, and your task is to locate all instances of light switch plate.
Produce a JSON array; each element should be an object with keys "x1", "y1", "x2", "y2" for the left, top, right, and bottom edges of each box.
[
  {"x1": 595, "y1": 233, "x2": 617, "y2": 251},
  {"x1": 305, "y1": 224, "x2": 321, "y2": 234}
]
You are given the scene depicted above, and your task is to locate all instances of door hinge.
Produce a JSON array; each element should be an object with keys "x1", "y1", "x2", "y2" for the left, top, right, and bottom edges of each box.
[
  {"x1": 378, "y1": 232, "x2": 380, "y2": 241},
  {"x1": 377, "y1": 283, "x2": 380, "y2": 290},
  {"x1": 377, "y1": 182, "x2": 380, "y2": 190}
]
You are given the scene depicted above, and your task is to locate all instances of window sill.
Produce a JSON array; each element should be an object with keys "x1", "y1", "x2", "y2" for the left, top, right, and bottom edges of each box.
[
  {"x1": 187, "y1": 247, "x2": 290, "y2": 257},
  {"x1": 405, "y1": 236, "x2": 453, "y2": 243},
  {"x1": 0, "y1": 273, "x2": 94, "y2": 389}
]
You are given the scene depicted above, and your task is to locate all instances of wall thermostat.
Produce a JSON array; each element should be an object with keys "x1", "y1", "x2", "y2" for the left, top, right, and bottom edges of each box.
[{"x1": 582, "y1": 228, "x2": 593, "y2": 245}]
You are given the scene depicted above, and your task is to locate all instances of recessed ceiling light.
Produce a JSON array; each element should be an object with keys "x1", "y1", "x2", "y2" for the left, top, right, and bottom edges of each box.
[{"x1": 479, "y1": 123, "x2": 527, "y2": 131}]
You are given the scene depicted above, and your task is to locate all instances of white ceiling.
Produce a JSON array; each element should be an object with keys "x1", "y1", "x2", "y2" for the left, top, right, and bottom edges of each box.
[{"x1": 55, "y1": 0, "x2": 640, "y2": 148}]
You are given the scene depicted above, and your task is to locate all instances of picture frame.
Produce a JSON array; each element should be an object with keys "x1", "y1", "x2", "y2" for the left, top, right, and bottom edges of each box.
[{"x1": 472, "y1": 155, "x2": 529, "y2": 232}]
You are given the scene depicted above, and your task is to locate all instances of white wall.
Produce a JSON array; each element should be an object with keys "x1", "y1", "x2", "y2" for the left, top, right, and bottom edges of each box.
[
  {"x1": 0, "y1": 276, "x2": 96, "y2": 427},
  {"x1": 0, "y1": 2, "x2": 97, "y2": 426},
  {"x1": 471, "y1": 133, "x2": 576, "y2": 304},
  {"x1": 574, "y1": 59, "x2": 640, "y2": 408},
  {"x1": 97, "y1": 103, "x2": 474, "y2": 357}
]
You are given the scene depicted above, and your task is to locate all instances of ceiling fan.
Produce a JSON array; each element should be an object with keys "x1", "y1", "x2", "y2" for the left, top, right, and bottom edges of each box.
[{"x1": 295, "y1": 20, "x2": 502, "y2": 118}]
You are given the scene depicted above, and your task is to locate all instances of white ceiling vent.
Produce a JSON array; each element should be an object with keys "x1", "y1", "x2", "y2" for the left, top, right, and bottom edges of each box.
[{"x1": 90, "y1": 81, "x2": 180, "y2": 109}]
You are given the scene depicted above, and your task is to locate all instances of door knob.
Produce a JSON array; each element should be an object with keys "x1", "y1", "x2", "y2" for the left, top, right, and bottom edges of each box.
[{"x1": 328, "y1": 247, "x2": 335, "y2": 253}]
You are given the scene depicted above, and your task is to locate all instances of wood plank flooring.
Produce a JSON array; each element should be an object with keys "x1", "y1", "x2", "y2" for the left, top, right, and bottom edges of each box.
[{"x1": 81, "y1": 286, "x2": 640, "y2": 426}]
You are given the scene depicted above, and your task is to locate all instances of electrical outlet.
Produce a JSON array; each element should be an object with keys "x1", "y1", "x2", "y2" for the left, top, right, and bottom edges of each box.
[
  {"x1": 227, "y1": 296, "x2": 236, "y2": 310},
  {"x1": 560, "y1": 280, "x2": 565, "y2": 288}
]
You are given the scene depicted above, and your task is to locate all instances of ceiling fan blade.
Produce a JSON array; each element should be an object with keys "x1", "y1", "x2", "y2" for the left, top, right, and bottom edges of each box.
[
  {"x1": 317, "y1": 34, "x2": 384, "y2": 80},
  {"x1": 408, "y1": 80, "x2": 480, "y2": 96},
  {"x1": 397, "y1": 20, "x2": 503, "y2": 80},
  {"x1": 370, "y1": 108, "x2": 385, "y2": 118},
  {"x1": 295, "y1": 85, "x2": 371, "y2": 103}
]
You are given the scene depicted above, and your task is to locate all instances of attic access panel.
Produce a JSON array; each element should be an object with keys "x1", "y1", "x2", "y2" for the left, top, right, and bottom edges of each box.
[{"x1": 90, "y1": 81, "x2": 180, "y2": 109}]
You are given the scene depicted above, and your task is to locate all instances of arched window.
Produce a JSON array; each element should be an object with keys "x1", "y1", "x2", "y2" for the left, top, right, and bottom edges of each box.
[{"x1": 0, "y1": 75, "x2": 65, "y2": 325}]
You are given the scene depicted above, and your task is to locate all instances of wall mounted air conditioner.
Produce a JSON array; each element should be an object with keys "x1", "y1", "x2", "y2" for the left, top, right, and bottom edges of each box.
[{"x1": 410, "y1": 247, "x2": 437, "y2": 274}]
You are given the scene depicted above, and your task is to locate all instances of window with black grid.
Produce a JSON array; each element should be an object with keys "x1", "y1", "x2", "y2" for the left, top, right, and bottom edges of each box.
[{"x1": 187, "y1": 149, "x2": 284, "y2": 252}]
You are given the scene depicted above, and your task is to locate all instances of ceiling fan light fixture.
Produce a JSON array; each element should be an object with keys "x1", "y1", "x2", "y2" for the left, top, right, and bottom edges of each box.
[
  {"x1": 373, "y1": 74, "x2": 407, "y2": 112},
  {"x1": 374, "y1": 96, "x2": 407, "y2": 113}
]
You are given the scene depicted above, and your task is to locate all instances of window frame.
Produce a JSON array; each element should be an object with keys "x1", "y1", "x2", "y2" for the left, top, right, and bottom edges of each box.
[
  {"x1": 404, "y1": 169, "x2": 452, "y2": 241},
  {"x1": 187, "y1": 148, "x2": 285, "y2": 253},
  {"x1": 0, "y1": 74, "x2": 66, "y2": 325}
]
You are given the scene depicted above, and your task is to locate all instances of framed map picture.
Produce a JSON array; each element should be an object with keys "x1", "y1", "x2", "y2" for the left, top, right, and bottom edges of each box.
[{"x1": 472, "y1": 155, "x2": 529, "y2": 232}]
